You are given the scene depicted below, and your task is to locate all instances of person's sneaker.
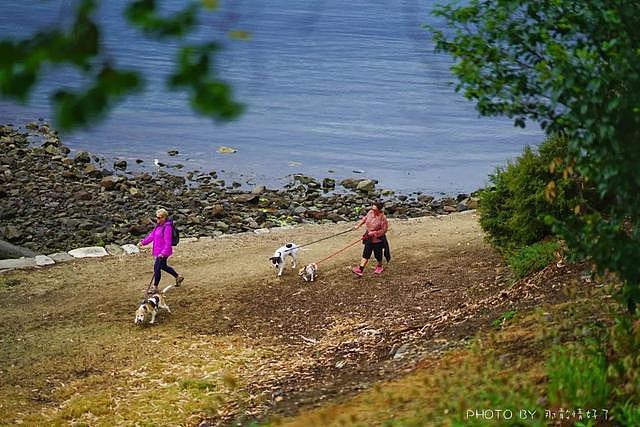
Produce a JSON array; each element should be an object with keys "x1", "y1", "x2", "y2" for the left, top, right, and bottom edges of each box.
[
  {"x1": 148, "y1": 286, "x2": 158, "y2": 296},
  {"x1": 175, "y1": 276, "x2": 184, "y2": 287},
  {"x1": 373, "y1": 265, "x2": 384, "y2": 274},
  {"x1": 352, "y1": 267, "x2": 363, "y2": 277}
]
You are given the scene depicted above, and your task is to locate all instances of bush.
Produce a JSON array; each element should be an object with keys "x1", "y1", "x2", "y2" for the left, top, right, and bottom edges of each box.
[
  {"x1": 478, "y1": 134, "x2": 576, "y2": 254},
  {"x1": 547, "y1": 341, "x2": 610, "y2": 410},
  {"x1": 546, "y1": 315, "x2": 640, "y2": 425},
  {"x1": 508, "y1": 241, "x2": 559, "y2": 281}
]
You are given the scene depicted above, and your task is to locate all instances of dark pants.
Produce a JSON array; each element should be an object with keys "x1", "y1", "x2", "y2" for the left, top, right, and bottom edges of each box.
[
  {"x1": 362, "y1": 240, "x2": 384, "y2": 263},
  {"x1": 153, "y1": 256, "x2": 178, "y2": 286}
]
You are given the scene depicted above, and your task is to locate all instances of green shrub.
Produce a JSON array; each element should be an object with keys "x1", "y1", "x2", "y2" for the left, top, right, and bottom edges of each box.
[
  {"x1": 478, "y1": 134, "x2": 576, "y2": 254},
  {"x1": 547, "y1": 341, "x2": 610, "y2": 409},
  {"x1": 507, "y1": 241, "x2": 559, "y2": 281},
  {"x1": 546, "y1": 315, "x2": 640, "y2": 425}
]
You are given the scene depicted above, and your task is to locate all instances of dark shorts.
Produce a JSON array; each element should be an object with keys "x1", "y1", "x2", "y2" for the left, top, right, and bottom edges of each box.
[{"x1": 362, "y1": 240, "x2": 384, "y2": 261}]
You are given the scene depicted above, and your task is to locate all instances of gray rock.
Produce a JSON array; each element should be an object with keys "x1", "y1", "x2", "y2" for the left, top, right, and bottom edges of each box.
[
  {"x1": 293, "y1": 206, "x2": 308, "y2": 215},
  {"x1": 340, "y1": 178, "x2": 361, "y2": 190},
  {"x1": 73, "y1": 190, "x2": 92, "y2": 201},
  {"x1": 294, "y1": 174, "x2": 318, "y2": 185},
  {"x1": 322, "y1": 178, "x2": 336, "y2": 189},
  {"x1": 68, "y1": 246, "x2": 109, "y2": 258},
  {"x1": 48, "y1": 252, "x2": 75, "y2": 262},
  {"x1": 417, "y1": 194, "x2": 434, "y2": 204},
  {"x1": 35, "y1": 255, "x2": 55, "y2": 266},
  {"x1": 215, "y1": 221, "x2": 230, "y2": 232},
  {"x1": 121, "y1": 244, "x2": 140, "y2": 254},
  {"x1": 467, "y1": 197, "x2": 479, "y2": 209},
  {"x1": 0, "y1": 238, "x2": 36, "y2": 259},
  {"x1": 251, "y1": 185, "x2": 267, "y2": 195},
  {"x1": 234, "y1": 194, "x2": 260, "y2": 204},
  {"x1": 105, "y1": 244, "x2": 124, "y2": 255},
  {"x1": 456, "y1": 202, "x2": 470, "y2": 212},
  {"x1": 0, "y1": 225, "x2": 22, "y2": 241},
  {"x1": 74, "y1": 151, "x2": 91, "y2": 163},
  {"x1": 100, "y1": 175, "x2": 121, "y2": 190},
  {"x1": 0, "y1": 258, "x2": 37, "y2": 270},
  {"x1": 356, "y1": 179, "x2": 376, "y2": 193}
]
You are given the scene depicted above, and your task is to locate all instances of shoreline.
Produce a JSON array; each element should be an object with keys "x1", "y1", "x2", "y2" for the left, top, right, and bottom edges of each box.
[{"x1": 0, "y1": 122, "x2": 480, "y2": 257}]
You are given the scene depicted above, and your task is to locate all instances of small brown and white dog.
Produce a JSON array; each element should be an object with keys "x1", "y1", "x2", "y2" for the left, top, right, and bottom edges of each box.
[
  {"x1": 269, "y1": 243, "x2": 299, "y2": 276},
  {"x1": 134, "y1": 284, "x2": 173, "y2": 325},
  {"x1": 298, "y1": 262, "x2": 318, "y2": 282}
]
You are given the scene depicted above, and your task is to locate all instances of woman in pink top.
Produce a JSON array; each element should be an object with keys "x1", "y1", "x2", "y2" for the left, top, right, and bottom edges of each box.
[
  {"x1": 139, "y1": 208, "x2": 184, "y2": 294},
  {"x1": 352, "y1": 201, "x2": 389, "y2": 276}
]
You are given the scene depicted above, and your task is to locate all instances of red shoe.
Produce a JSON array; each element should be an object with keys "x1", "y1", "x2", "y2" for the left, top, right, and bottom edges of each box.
[
  {"x1": 352, "y1": 267, "x2": 363, "y2": 277},
  {"x1": 373, "y1": 265, "x2": 384, "y2": 274}
]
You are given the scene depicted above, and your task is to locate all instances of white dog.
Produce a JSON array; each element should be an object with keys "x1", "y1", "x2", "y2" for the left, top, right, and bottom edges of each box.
[
  {"x1": 298, "y1": 262, "x2": 318, "y2": 282},
  {"x1": 269, "y1": 243, "x2": 299, "y2": 276},
  {"x1": 134, "y1": 284, "x2": 173, "y2": 325}
]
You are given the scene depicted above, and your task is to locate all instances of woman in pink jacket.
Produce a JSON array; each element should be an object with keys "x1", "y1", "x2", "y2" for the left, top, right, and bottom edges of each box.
[
  {"x1": 139, "y1": 208, "x2": 183, "y2": 294},
  {"x1": 352, "y1": 201, "x2": 390, "y2": 276}
]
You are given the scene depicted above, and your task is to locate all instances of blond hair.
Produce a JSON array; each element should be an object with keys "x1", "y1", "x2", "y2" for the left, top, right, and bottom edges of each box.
[{"x1": 156, "y1": 208, "x2": 169, "y2": 218}]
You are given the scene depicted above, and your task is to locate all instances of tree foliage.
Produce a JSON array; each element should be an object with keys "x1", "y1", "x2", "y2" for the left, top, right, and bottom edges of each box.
[
  {"x1": 478, "y1": 135, "x2": 578, "y2": 254},
  {"x1": 429, "y1": 1, "x2": 640, "y2": 310},
  {"x1": 0, "y1": 0, "x2": 243, "y2": 130}
]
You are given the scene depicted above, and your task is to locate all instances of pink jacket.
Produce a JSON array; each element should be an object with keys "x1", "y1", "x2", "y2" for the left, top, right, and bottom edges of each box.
[
  {"x1": 140, "y1": 220, "x2": 174, "y2": 258},
  {"x1": 363, "y1": 210, "x2": 388, "y2": 243}
]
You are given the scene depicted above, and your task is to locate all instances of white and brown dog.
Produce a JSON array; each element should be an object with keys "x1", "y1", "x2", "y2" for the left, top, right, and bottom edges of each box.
[
  {"x1": 298, "y1": 262, "x2": 318, "y2": 282},
  {"x1": 269, "y1": 243, "x2": 299, "y2": 276},
  {"x1": 134, "y1": 284, "x2": 173, "y2": 325}
]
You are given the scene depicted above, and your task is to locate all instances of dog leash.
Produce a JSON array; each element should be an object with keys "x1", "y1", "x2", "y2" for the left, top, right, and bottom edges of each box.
[
  {"x1": 143, "y1": 273, "x2": 155, "y2": 299},
  {"x1": 280, "y1": 228, "x2": 354, "y2": 254},
  {"x1": 313, "y1": 237, "x2": 363, "y2": 265}
]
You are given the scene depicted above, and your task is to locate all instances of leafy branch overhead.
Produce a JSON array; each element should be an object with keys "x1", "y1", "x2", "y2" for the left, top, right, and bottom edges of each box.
[
  {"x1": 429, "y1": 0, "x2": 640, "y2": 311},
  {"x1": 0, "y1": 0, "x2": 244, "y2": 130}
]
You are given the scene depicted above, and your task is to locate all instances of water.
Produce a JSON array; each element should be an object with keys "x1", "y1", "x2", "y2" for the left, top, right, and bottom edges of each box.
[{"x1": 0, "y1": 0, "x2": 542, "y2": 195}]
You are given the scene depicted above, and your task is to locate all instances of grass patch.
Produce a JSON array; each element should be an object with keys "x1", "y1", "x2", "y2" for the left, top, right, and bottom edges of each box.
[
  {"x1": 507, "y1": 241, "x2": 559, "y2": 281},
  {"x1": 0, "y1": 276, "x2": 21, "y2": 288},
  {"x1": 0, "y1": 317, "x2": 266, "y2": 426},
  {"x1": 492, "y1": 309, "x2": 517, "y2": 330},
  {"x1": 547, "y1": 341, "x2": 610, "y2": 409}
]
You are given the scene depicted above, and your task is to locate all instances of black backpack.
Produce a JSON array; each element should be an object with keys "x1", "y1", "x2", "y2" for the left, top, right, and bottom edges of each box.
[{"x1": 171, "y1": 223, "x2": 180, "y2": 246}]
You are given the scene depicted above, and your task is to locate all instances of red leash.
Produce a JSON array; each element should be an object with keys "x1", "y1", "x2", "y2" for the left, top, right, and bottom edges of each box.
[{"x1": 314, "y1": 237, "x2": 363, "y2": 265}]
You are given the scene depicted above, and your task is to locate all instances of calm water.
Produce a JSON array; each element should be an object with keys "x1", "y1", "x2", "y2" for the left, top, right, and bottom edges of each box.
[{"x1": 0, "y1": 0, "x2": 542, "y2": 194}]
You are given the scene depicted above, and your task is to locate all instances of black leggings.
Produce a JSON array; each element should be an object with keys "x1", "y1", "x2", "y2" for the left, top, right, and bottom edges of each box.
[
  {"x1": 153, "y1": 256, "x2": 178, "y2": 286},
  {"x1": 362, "y1": 240, "x2": 384, "y2": 263}
]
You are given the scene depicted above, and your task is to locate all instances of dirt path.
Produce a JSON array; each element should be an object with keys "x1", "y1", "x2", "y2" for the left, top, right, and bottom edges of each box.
[{"x1": 0, "y1": 211, "x2": 576, "y2": 425}]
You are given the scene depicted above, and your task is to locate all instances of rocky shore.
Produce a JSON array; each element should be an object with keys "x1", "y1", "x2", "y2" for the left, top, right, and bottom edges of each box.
[{"x1": 0, "y1": 122, "x2": 479, "y2": 258}]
